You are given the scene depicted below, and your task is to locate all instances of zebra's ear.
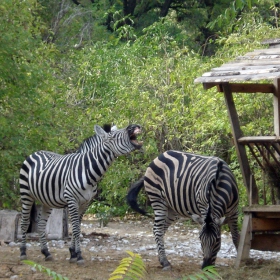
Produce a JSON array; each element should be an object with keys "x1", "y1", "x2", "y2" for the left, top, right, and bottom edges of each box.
[
  {"x1": 191, "y1": 214, "x2": 204, "y2": 225},
  {"x1": 214, "y1": 216, "x2": 226, "y2": 225},
  {"x1": 94, "y1": 125, "x2": 108, "y2": 140},
  {"x1": 111, "y1": 124, "x2": 117, "y2": 131}
]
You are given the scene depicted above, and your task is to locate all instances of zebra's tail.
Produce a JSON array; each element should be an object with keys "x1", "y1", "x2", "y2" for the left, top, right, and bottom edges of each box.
[
  {"x1": 27, "y1": 202, "x2": 37, "y2": 233},
  {"x1": 126, "y1": 177, "x2": 147, "y2": 216},
  {"x1": 205, "y1": 159, "x2": 224, "y2": 224},
  {"x1": 215, "y1": 159, "x2": 224, "y2": 186}
]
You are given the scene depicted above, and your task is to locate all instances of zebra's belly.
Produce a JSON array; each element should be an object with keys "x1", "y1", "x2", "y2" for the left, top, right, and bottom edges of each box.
[
  {"x1": 64, "y1": 183, "x2": 97, "y2": 205},
  {"x1": 28, "y1": 178, "x2": 67, "y2": 208}
]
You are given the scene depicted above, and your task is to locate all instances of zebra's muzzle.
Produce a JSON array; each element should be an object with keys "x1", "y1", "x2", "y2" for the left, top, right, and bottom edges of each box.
[{"x1": 128, "y1": 125, "x2": 143, "y2": 149}]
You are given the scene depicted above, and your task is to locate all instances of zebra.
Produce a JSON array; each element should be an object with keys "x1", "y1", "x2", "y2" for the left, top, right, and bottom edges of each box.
[
  {"x1": 127, "y1": 150, "x2": 239, "y2": 269},
  {"x1": 19, "y1": 124, "x2": 142, "y2": 264},
  {"x1": 77, "y1": 124, "x2": 117, "y2": 153}
]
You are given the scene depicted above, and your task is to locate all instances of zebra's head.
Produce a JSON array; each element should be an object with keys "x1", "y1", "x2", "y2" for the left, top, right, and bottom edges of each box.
[
  {"x1": 94, "y1": 124, "x2": 142, "y2": 156},
  {"x1": 77, "y1": 123, "x2": 118, "y2": 153},
  {"x1": 192, "y1": 213, "x2": 225, "y2": 268}
]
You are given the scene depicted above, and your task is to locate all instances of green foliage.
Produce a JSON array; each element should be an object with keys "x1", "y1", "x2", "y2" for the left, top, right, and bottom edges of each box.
[
  {"x1": 109, "y1": 251, "x2": 147, "y2": 280},
  {"x1": 1, "y1": 0, "x2": 280, "y2": 228},
  {"x1": 22, "y1": 260, "x2": 69, "y2": 280},
  {"x1": 180, "y1": 266, "x2": 221, "y2": 280}
]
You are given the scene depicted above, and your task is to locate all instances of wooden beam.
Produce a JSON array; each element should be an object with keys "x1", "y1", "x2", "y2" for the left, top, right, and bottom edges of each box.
[
  {"x1": 202, "y1": 83, "x2": 216, "y2": 90},
  {"x1": 238, "y1": 136, "x2": 280, "y2": 144},
  {"x1": 251, "y1": 234, "x2": 280, "y2": 251},
  {"x1": 195, "y1": 72, "x2": 280, "y2": 83},
  {"x1": 230, "y1": 83, "x2": 274, "y2": 93},
  {"x1": 243, "y1": 205, "x2": 280, "y2": 212},
  {"x1": 222, "y1": 83, "x2": 259, "y2": 204},
  {"x1": 200, "y1": 82, "x2": 274, "y2": 93},
  {"x1": 273, "y1": 78, "x2": 280, "y2": 136},
  {"x1": 215, "y1": 83, "x2": 274, "y2": 93},
  {"x1": 235, "y1": 214, "x2": 251, "y2": 268},
  {"x1": 252, "y1": 217, "x2": 280, "y2": 231}
]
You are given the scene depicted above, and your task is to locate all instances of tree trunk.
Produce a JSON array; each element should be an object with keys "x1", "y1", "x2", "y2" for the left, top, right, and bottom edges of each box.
[
  {"x1": 123, "y1": 0, "x2": 137, "y2": 16},
  {"x1": 160, "y1": 0, "x2": 173, "y2": 17}
]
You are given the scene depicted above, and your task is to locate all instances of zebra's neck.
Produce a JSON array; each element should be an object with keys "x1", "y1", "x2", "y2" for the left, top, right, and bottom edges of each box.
[{"x1": 80, "y1": 146, "x2": 116, "y2": 185}]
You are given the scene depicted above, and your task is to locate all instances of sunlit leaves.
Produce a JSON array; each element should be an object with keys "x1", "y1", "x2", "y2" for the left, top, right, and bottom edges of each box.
[{"x1": 109, "y1": 251, "x2": 147, "y2": 280}]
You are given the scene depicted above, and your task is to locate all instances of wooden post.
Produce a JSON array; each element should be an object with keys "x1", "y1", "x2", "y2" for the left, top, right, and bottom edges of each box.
[
  {"x1": 273, "y1": 78, "x2": 280, "y2": 137},
  {"x1": 222, "y1": 83, "x2": 259, "y2": 204},
  {"x1": 273, "y1": 78, "x2": 280, "y2": 203},
  {"x1": 235, "y1": 214, "x2": 252, "y2": 268}
]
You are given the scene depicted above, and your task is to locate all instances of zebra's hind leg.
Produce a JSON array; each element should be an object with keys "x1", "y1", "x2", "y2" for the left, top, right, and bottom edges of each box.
[
  {"x1": 226, "y1": 214, "x2": 240, "y2": 250},
  {"x1": 153, "y1": 203, "x2": 177, "y2": 270},
  {"x1": 20, "y1": 198, "x2": 35, "y2": 260},
  {"x1": 38, "y1": 205, "x2": 53, "y2": 261},
  {"x1": 69, "y1": 247, "x2": 77, "y2": 262},
  {"x1": 68, "y1": 230, "x2": 78, "y2": 263}
]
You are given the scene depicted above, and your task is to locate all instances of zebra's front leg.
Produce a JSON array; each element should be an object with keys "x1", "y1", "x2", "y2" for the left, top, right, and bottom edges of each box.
[
  {"x1": 38, "y1": 205, "x2": 53, "y2": 261},
  {"x1": 68, "y1": 202, "x2": 84, "y2": 265},
  {"x1": 153, "y1": 205, "x2": 176, "y2": 270},
  {"x1": 69, "y1": 205, "x2": 88, "y2": 263}
]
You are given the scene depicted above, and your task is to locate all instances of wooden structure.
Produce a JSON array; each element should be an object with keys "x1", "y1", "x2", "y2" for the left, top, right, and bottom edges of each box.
[{"x1": 195, "y1": 38, "x2": 280, "y2": 268}]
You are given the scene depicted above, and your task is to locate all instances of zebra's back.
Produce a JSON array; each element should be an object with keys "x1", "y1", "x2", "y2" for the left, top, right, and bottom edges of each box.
[
  {"x1": 20, "y1": 151, "x2": 80, "y2": 208},
  {"x1": 144, "y1": 150, "x2": 238, "y2": 218}
]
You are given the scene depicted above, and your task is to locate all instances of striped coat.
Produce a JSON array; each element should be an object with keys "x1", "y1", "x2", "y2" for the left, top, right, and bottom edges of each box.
[{"x1": 127, "y1": 150, "x2": 239, "y2": 269}]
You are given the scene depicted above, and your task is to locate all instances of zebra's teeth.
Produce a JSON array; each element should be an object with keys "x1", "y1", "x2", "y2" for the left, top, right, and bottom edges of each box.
[{"x1": 133, "y1": 128, "x2": 141, "y2": 135}]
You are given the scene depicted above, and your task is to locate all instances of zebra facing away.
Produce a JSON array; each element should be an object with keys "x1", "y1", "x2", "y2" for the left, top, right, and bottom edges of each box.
[
  {"x1": 127, "y1": 150, "x2": 239, "y2": 269},
  {"x1": 19, "y1": 124, "x2": 142, "y2": 264}
]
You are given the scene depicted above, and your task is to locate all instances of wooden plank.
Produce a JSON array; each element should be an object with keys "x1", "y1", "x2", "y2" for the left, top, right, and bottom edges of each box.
[
  {"x1": 221, "y1": 60, "x2": 280, "y2": 67},
  {"x1": 214, "y1": 83, "x2": 274, "y2": 93},
  {"x1": 194, "y1": 72, "x2": 280, "y2": 83},
  {"x1": 261, "y1": 38, "x2": 280, "y2": 46},
  {"x1": 202, "y1": 71, "x2": 240, "y2": 77},
  {"x1": 202, "y1": 68, "x2": 280, "y2": 77},
  {"x1": 252, "y1": 217, "x2": 280, "y2": 231},
  {"x1": 222, "y1": 83, "x2": 258, "y2": 204},
  {"x1": 254, "y1": 212, "x2": 280, "y2": 218},
  {"x1": 234, "y1": 214, "x2": 251, "y2": 268},
  {"x1": 251, "y1": 234, "x2": 280, "y2": 251},
  {"x1": 211, "y1": 65, "x2": 280, "y2": 71},
  {"x1": 236, "y1": 54, "x2": 280, "y2": 60},
  {"x1": 243, "y1": 205, "x2": 280, "y2": 212},
  {"x1": 238, "y1": 136, "x2": 280, "y2": 144}
]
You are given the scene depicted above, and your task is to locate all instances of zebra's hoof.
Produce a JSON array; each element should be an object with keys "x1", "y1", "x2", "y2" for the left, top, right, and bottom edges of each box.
[
  {"x1": 77, "y1": 259, "x2": 85, "y2": 266},
  {"x1": 69, "y1": 258, "x2": 77, "y2": 263},
  {"x1": 45, "y1": 255, "x2": 54, "y2": 261},
  {"x1": 20, "y1": 255, "x2": 27, "y2": 261},
  {"x1": 162, "y1": 265, "x2": 172, "y2": 271}
]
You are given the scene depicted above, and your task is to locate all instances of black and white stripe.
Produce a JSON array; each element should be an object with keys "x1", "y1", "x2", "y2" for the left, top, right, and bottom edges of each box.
[
  {"x1": 127, "y1": 150, "x2": 239, "y2": 269},
  {"x1": 20, "y1": 124, "x2": 142, "y2": 264},
  {"x1": 77, "y1": 124, "x2": 117, "y2": 153}
]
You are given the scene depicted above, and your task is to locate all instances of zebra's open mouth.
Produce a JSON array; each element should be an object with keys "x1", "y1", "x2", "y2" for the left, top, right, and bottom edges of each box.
[{"x1": 128, "y1": 125, "x2": 143, "y2": 149}]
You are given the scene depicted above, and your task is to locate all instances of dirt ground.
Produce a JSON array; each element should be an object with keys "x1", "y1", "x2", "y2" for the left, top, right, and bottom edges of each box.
[{"x1": 1, "y1": 216, "x2": 280, "y2": 280}]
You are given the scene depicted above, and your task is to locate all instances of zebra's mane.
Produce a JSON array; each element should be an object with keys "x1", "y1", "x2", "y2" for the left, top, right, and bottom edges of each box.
[
  {"x1": 102, "y1": 124, "x2": 112, "y2": 133},
  {"x1": 77, "y1": 123, "x2": 113, "y2": 152}
]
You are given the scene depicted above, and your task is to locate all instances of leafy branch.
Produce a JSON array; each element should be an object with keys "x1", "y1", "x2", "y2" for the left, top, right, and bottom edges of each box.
[
  {"x1": 109, "y1": 250, "x2": 147, "y2": 280},
  {"x1": 22, "y1": 260, "x2": 69, "y2": 280},
  {"x1": 181, "y1": 265, "x2": 221, "y2": 280}
]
